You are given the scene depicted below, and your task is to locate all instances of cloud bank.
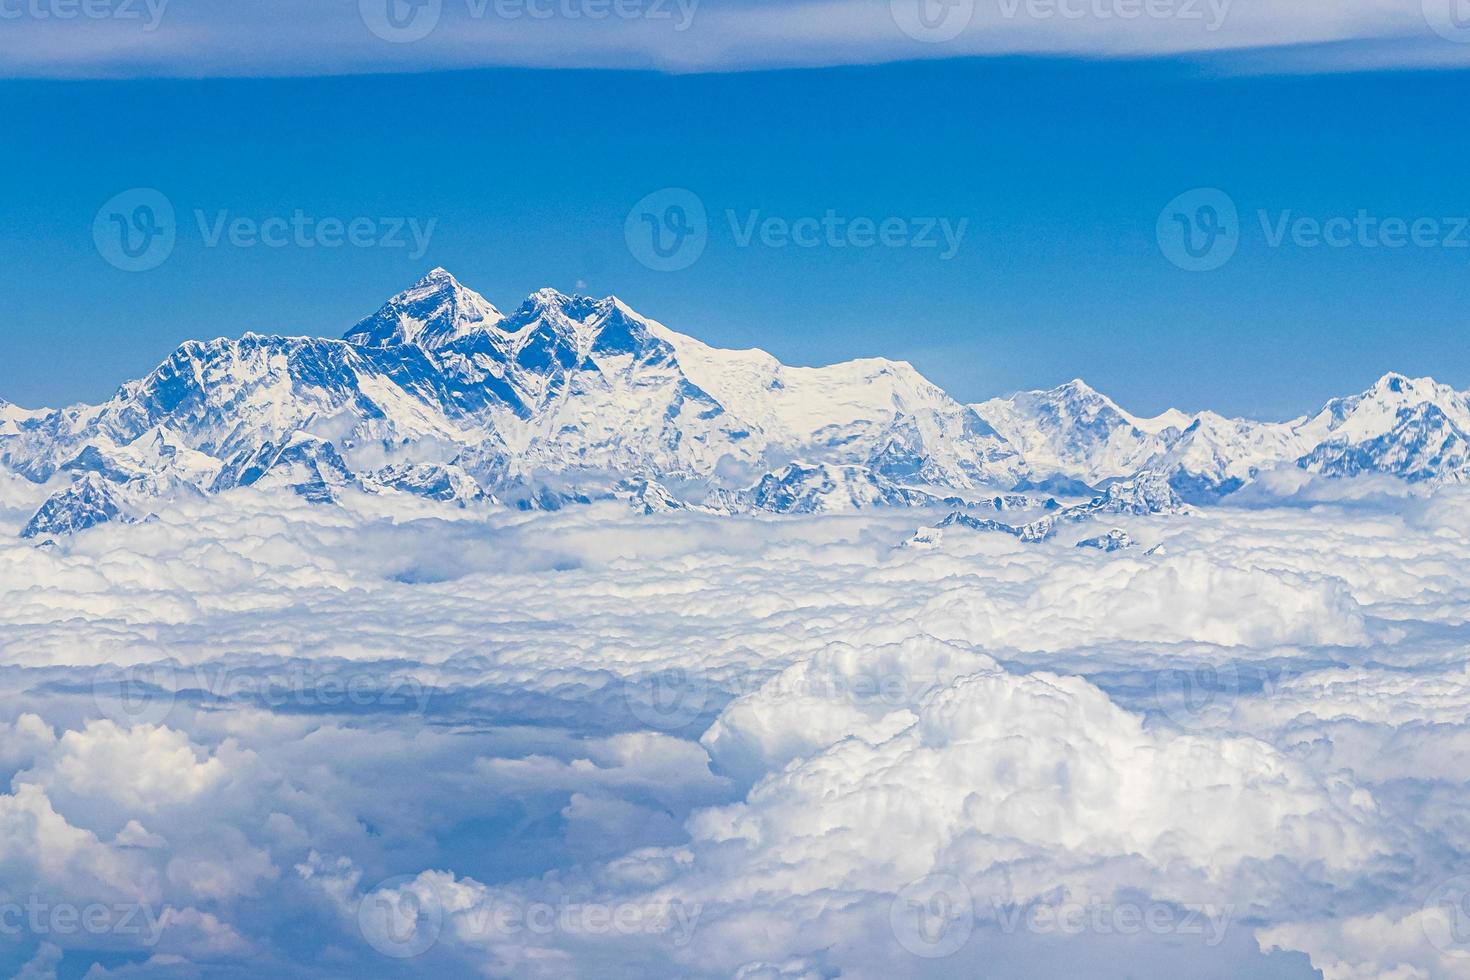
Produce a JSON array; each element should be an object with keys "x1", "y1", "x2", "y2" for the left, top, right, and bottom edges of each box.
[
  {"x1": 1, "y1": 480, "x2": 1469, "y2": 976},
  {"x1": 1, "y1": 0, "x2": 1469, "y2": 78}
]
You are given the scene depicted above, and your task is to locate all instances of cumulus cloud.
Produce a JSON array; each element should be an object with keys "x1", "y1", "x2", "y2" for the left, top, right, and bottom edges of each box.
[
  {"x1": 0, "y1": 783, "x2": 152, "y2": 903},
  {"x1": 41, "y1": 721, "x2": 227, "y2": 811},
  {"x1": 657, "y1": 649, "x2": 1395, "y2": 975},
  {"x1": 13, "y1": 942, "x2": 63, "y2": 980},
  {"x1": 701, "y1": 635, "x2": 996, "y2": 785},
  {"x1": 0, "y1": 482, "x2": 1467, "y2": 976},
  {"x1": 1258, "y1": 906, "x2": 1470, "y2": 980}
]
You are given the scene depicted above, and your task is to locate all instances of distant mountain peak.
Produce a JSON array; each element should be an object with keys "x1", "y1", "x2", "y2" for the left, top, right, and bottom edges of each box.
[
  {"x1": 512, "y1": 288, "x2": 649, "y2": 328},
  {"x1": 1368, "y1": 371, "x2": 1430, "y2": 396},
  {"x1": 527, "y1": 285, "x2": 579, "y2": 305},
  {"x1": 21, "y1": 472, "x2": 133, "y2": 539},
  {"x1": 344, "y1": 268, "x2": 504, "y2": 350},
  {"x1": 512, "y1": 288, "x2": 606, "y2": 322},
  {"x1": 12, "y1": 268, "x2": 1470, "y2": 540}
]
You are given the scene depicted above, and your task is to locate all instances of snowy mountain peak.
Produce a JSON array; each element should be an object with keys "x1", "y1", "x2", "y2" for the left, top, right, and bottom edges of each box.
[
  {"x1": 343, "y1": 268, "x2": 504, "y2": 350},
  {"x1": 974, "y1": 381, "x2": 1170, "y2": 486},
  {"x1": 1334, "y1": 371, "x2": 1442, "y2": 408},
  {"x1": 507, "y1": 288, "x2": 608, "y2": 327},
  {"x1": 1304, "y1": 372, "x2": 1469, "y2": 438},
  {"x1": 1058, "y1": 378, "x2": 1107, "y2": 399},
  {"x1": 1362, "y1": 371, "x2": 1446, "y2": 401},
  {"x1": 507, "y1": 289, "x2": 649, "y2": 334},
  {"x1": 13, "y1": 262, "x2": 1470, "y2": 540},
  {"x1": 21, "y1": 472, "x2": 134, "y2": 539},
  {"x1": 524, "y1": 286, "x2": 585, "y2": 309},
  {"x1": 1041, "y1": 380, "x2": 1191, "y2": 434},
  {"x1": 1285, "y1": 371, "x2": 1470, "y2": 483},
  {"x1": 492, "y1": 288, "x2": 673, "y2": 365}
]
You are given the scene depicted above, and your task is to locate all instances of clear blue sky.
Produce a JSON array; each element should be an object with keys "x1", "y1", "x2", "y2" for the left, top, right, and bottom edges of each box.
[{"x1": 2, "y1": 58, "x2": 1467, "y2": 419}]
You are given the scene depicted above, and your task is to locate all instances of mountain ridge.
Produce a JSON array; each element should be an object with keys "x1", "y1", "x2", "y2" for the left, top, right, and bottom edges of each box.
[{"x1": 1, "y1": 269, "x2": 1461, "y2": 536}]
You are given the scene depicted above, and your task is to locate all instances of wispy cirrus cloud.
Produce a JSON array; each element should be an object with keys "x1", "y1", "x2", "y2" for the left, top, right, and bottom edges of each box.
[{"x1": 1, "y1": 0, "x2": 1468, "y2": 78}]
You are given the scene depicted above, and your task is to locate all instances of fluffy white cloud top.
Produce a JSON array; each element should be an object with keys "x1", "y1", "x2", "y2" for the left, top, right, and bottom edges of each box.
[{"x1": 1, "y1": 483, "x2": 1469, "y2": 976}]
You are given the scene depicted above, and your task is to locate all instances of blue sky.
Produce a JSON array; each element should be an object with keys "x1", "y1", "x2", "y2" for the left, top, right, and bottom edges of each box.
[{"x1": 2, "y1": 54, "x2": 1469, "y2": 419}]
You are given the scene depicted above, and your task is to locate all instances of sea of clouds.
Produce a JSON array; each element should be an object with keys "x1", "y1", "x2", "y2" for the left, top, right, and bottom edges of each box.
[{"x1": 2, "y1": 472, "x2": 1470, "y2": 978}]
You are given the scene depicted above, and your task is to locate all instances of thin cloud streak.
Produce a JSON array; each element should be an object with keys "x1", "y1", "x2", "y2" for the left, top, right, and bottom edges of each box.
[{"x1": 0, "y1": 0, "x2": 1467, "y2": 78}]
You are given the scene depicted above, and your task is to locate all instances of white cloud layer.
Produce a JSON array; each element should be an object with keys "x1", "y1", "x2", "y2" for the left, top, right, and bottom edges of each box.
[{"x1": 1, "y1": 481, "x2": 1470, "y2": 975}]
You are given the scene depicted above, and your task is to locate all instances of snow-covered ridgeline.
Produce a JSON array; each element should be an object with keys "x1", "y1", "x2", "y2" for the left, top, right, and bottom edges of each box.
[{"x1": 2, "y1": 268, "x2": 1466, "y2": 536}]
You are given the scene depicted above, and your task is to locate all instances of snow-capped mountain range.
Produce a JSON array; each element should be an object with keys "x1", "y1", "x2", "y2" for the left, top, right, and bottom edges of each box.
[
  {"x1": 3, "y1": 268, "x2": 1466, "y2": 537},
  {"x1": 977, "y1": 370, "x2": 1470, "y2": 497}
]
